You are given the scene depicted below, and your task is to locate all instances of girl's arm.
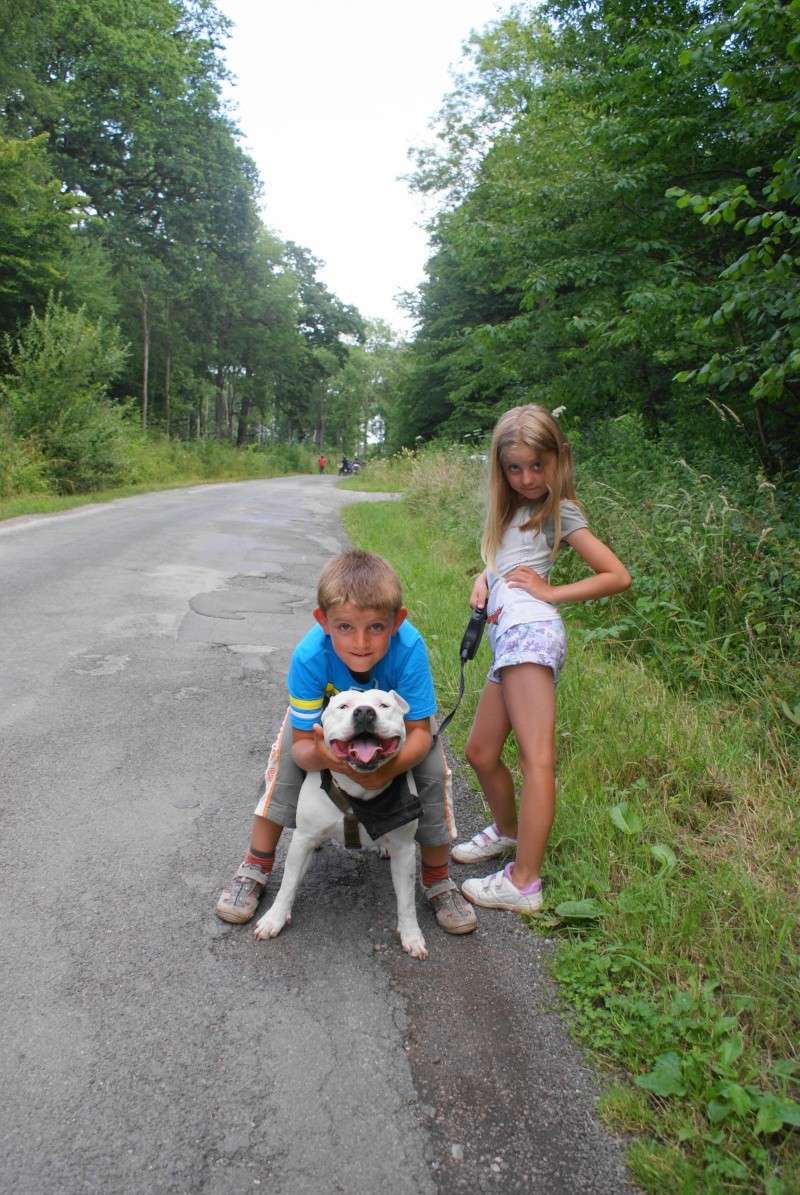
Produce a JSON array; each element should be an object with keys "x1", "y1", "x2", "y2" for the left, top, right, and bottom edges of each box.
[{"x1": 505, "y1": 528, "x2": 631, "y2": 605}]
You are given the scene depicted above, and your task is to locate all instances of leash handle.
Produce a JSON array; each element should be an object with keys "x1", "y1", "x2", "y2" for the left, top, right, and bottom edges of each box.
[
  {"x1": 437, "y1": 606, "x2": 486, "y2": 737},
  {"x1": 459, "y1": 605, "x2": 487, "y2": 661}
]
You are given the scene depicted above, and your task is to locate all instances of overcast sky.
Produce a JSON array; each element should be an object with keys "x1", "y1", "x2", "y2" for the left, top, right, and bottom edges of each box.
[{"x1": 216, "y1": 0, "x2": 512, "y2": 335}]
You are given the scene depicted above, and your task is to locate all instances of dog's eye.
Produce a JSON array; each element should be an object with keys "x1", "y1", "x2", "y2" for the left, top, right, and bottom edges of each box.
[{"x1": 379, "y1": 702, "x2": 390, "y2": 709}]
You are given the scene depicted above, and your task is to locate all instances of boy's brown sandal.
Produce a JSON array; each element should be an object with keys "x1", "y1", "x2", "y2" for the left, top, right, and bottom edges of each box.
[
  {"x1": 424, "y1": 877, "x2": 478, "y2": 934},
  {"x1": 215, "y1": 862, "x2": 268, "y2": 924}
]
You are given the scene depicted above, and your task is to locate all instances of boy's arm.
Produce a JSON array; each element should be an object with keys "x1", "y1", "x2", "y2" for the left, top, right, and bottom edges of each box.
[{"x1": 292, "y1": 718, "x2": 433, "y2": 791}]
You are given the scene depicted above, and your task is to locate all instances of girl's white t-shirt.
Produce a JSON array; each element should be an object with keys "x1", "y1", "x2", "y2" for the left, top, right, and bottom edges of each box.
[{"x1": 486, "y1": 500, "x2": 588, "y2": 634}]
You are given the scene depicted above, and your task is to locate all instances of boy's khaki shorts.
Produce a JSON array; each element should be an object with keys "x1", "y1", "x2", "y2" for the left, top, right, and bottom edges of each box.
[{"x1": 253, "y1": 709, "x2": 456, "y2": 846}]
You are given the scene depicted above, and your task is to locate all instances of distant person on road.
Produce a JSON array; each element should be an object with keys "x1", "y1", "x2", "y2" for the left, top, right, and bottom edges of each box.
[
  {"x1": 452, "y1": 404, "x2": 631, "y2": 914},
  {"x1": 317, "y1": 454, "x2": 326, "y2": 473},
  {"x1": 216, "y1": 549, "x2": 477, "y2": 937}
]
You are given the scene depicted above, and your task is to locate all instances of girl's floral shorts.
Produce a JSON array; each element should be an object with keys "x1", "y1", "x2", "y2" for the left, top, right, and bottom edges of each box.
[{"x1": 487, "y1": 618, "x2": 567, "y2": 684}]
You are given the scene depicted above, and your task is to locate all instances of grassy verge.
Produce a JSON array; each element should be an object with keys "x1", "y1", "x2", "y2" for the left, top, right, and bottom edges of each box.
[
  {"x1": 0, "y1": 477, "x2": 243, "y2": 521},
  {"x1": 342, "y1": 492, "x2": 800, "y2": 1195},
  {"x1": 0, "y1": 440, "x2": 317, "y2": 522},
  {"x1": 336, "y1": 453, "x2": 417, "y2": 493}
]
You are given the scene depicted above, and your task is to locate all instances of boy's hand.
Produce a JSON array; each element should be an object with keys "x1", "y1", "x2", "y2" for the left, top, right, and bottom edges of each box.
[{"x1": 310, "y1": 725, "x2": 396, "y2": 790}]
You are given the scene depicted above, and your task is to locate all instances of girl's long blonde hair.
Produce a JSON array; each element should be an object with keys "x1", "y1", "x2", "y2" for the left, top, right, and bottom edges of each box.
[{"x1": 481, "y1": 404, "x2": 578, "y2": 568}]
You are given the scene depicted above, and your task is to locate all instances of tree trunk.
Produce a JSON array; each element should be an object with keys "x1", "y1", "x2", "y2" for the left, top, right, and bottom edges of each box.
[
  {"x1": 164, "y1": 344, "x2": 171, "y2": 437},
  {"x1": 237, "y1": 393, "x2": 252, "y2": 446},
  {"x1": 214, "y1": 365, "x2": 225, "y2": 439},
  {"x1": 141, "y1": 287, "x2": 150, "y2": 430},
  {"x1": 164, "y1": 303, "x2": 172, "y2": 437},
  {"x1": 753, "y1": 400, "x2": 773, "y2": 473}
]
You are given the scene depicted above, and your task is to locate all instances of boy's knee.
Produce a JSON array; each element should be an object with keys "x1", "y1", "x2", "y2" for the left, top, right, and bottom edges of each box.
[
  {"x1": 412, "y1": 739, "x2": 445, "y2": 780},
  {"x1": 412, "y1": 742, "x2": 454, "y2": 846}
]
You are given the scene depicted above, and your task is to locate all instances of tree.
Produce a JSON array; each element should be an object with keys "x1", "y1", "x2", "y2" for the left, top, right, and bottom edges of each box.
[
  {"x1": 667, "y1": 0, "x2": 800, "y2": 467},
  {"x1": 0, "y1": 0, "x2": 366, "y2": 456},
  {"x1": 0, "y1": 133, "x2": 75, "y2": 340},
  {"x1": 402, "y1": 0, "x2": 799, "y2": 469},
  {"x1": 1, "y1": 297, "x2": 130, "y2": 491}
]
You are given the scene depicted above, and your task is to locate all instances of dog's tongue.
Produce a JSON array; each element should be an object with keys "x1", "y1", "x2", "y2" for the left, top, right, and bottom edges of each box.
[{"x1": 349, "y1": 738, "x2": 381, "y2": 764}]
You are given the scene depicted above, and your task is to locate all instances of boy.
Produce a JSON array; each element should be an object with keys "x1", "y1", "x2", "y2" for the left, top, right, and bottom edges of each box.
[{"x1": 216, "y1": 550, "x2": 477, "y2": 935}]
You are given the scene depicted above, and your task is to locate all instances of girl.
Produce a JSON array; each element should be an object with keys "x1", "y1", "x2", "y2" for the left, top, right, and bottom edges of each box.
[{"x1": 454, "y1": 405, "x2": 631, "y2": 912}]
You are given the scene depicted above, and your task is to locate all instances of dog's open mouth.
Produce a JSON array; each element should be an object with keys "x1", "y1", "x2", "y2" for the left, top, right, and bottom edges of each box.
[{"x1": 329, "y1": 733, "x2": 401, "y2": 770}]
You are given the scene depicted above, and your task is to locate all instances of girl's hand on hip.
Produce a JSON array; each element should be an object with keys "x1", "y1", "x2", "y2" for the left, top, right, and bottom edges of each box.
[{"x1": 504, "y1": 564, "x2": 553, "y2": 602}]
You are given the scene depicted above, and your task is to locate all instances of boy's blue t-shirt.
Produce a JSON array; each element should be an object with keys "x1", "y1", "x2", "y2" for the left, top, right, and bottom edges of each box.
[{"x1": 287, "y1": 620, "x2": 437, "y2": 730}]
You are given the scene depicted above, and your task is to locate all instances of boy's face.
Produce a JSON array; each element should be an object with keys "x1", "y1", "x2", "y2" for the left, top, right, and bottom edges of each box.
[{"x1": 314, "y1": 602, "x2": 407, "y2": 674}]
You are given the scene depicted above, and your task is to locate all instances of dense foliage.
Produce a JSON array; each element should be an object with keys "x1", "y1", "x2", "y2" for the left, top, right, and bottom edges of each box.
[
  {"x1": 400, "y1": 0, "x2": 800, "y2": 479},
  {"x1": 0, "y1": 0, "x2": 392, "y2": 496}
]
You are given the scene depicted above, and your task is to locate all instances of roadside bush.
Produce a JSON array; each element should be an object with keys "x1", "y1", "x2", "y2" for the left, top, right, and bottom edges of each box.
[
  {"x1": 559, "y1": 414, "x2": 800, "y2": 756},
  {"x1": 118, "y1": 431, "x2": 318, "y2": 488},
  {"x1": 0, "y1": 414, "x2": 52, "y2": 497},
  {"x1": 1, "y1": 298, "x2": 131, "y2": 492},
  {"x1": 404, "y1": 443, "x2": 485, "y2": 548}
]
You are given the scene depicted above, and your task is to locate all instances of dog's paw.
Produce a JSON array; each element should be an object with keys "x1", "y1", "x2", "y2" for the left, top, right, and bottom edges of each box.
[
  {"x1": 253, "y1": 907, "x2": 290, "y2": 940},
  {"x1": 377, "y1": 839, "x2": 391, "y2": 859},
  {"x1": 400, "y1": 931, "x2": 428, "y2": 960}
]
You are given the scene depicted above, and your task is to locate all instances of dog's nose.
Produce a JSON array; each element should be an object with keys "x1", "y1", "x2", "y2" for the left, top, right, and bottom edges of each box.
[{"x1": 353, "y1": 705, "x2": 377, "y2": 732}]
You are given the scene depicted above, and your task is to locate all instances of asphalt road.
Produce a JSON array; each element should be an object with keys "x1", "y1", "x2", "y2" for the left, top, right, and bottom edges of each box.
[{"x1": 0, "y1": 476, "x2": 634, "y2": 1194}]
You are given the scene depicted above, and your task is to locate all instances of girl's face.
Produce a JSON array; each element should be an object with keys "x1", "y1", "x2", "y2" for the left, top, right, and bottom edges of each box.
[{"x1": 501, "y1": 444, "x2": 556, "y2": 504}]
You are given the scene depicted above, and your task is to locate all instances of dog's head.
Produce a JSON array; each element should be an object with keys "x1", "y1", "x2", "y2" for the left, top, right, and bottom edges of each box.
[{"x1": 321, "y1": 688, "x2": 409, "y2": 772}]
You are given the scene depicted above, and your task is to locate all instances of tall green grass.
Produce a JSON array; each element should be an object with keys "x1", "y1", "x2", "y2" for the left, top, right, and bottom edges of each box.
[
  {"x1": 564, "y1": 415, "x2": 800, "y2": 768},
  {"x1": 0, "y1": 433, "x2": 318, "y2": 521},
  {"x1": 342, "y1": 445, "x2": 799, "y2": 1195}
]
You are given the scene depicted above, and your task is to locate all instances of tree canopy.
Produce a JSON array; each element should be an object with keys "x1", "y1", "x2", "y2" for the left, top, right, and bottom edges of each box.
[
  {"x1": 3, "y1": 0, "x2": 798, "y2": 484},
  {"x1": 0, "y1": 0, "x2": 374, "y2": 455},
  {"x1": 401, "y1": 0, "x2": 800, "y2": 473}
]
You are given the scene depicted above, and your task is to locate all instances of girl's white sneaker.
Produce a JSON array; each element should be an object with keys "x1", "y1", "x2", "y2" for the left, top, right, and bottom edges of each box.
[
  {"x1": 461, "y1": 865, "x2": 543, "y2": 913},
  {"x1": 451, "y1": 824, "x2": 516, "y2": 864}
]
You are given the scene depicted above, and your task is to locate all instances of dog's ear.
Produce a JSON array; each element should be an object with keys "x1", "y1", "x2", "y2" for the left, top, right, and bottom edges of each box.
[{"x1": 389, "y1": 690, "x2": 410, "y2": 716}]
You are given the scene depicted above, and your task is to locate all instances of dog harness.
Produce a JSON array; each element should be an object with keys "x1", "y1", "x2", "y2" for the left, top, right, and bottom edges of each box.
[{"x1": 320, "y1": 770, "x2": 422, "y2": 847}]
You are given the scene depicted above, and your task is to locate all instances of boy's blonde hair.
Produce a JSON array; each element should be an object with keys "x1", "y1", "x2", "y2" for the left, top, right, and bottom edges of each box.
[
  {"x1": 317, "y1": 550, "x2": 403, "y2": 614},
  {"x1": 482, "y1": 404, "x2": 578, "y2": 568}
]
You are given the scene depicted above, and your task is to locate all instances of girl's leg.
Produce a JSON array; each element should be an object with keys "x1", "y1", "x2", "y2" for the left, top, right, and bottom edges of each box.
[
  {"x1": 500, "y1": 662, "x2": 556, "y2": 888},
  {"x1": 464, "y1": 681, "x2": 516, "y2": 838}
]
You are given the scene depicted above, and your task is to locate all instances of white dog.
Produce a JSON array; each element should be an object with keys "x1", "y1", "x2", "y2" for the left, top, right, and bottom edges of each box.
[{"x1": 254, "y1": 689, "x2": 427, "y2": 959}]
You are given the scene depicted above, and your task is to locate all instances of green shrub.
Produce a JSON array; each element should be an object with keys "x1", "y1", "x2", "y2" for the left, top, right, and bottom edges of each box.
[
  {"x1": 559, "y1": 414, "x2": 800, "y2": 754},
  {"x1": 0, "y1": 418, "x2": 52, "y2": 497},
  {"x1": 1, "y1": 298, "x2": 131, "y2": 492}
]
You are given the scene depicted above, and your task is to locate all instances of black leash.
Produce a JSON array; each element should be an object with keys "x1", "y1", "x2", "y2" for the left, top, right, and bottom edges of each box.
[{"x1": 437, "y1": 606, "x2": 487, "y2": 737}]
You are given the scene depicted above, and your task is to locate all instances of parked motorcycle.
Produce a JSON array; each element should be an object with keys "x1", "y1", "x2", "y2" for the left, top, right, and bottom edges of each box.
[{"x1": 338, "y1": 458, "x2": 361, "y2": 476}]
